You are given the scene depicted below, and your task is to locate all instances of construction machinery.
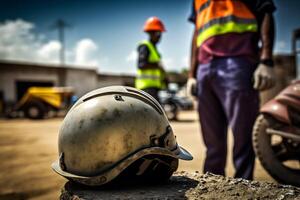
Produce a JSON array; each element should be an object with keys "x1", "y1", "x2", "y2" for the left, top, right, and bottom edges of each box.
[{"x1": 6, "y1": 87, "x2": 74, "y2": 119}]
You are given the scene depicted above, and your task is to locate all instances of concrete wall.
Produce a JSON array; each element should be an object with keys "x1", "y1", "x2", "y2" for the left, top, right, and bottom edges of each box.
[
  {"x1": 0, "y1": 61, "x2": 136, "y2": 104},
  {"x1": 0, "y1": 64, "x2": 59, "y2": 102},
  {"x1": 97, "y1": 74, "x2": 135, "y2": 88},
  {"x1": 65, "y1": 69, "x2": 98, "y2": 98},
  {"x1": 0, "y1": 61, "x2": 99, "y2": 102}
]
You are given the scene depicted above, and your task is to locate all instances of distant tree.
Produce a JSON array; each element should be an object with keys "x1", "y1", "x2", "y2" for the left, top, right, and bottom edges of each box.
[{"x1": 165, "y1": 68, "x2": 188, "y2": 85}]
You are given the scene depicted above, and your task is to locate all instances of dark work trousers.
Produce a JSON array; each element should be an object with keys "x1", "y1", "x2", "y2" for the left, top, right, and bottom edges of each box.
[
  {"x1": 196, "y1": 57, "x2": 259, "y2": 180},
  {"x1": 143, "y1": 87, "x2": 160, "y2": 102}
]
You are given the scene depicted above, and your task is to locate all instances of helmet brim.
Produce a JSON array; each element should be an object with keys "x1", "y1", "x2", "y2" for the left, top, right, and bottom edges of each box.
[
  {"x1": 52, "y1": 146, "x2": 192, "y2": 186},
  {"x1": 144, "y1": 28, "x2": 166, "y2": 32},
  {"x1": 176, "y1": 145, "x2": 193, "y2": 161}
]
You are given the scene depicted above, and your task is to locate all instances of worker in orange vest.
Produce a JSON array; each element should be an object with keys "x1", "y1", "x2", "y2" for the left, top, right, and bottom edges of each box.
[{"x1": 187, "y1": 0, "x2": 276, "y2": 180}]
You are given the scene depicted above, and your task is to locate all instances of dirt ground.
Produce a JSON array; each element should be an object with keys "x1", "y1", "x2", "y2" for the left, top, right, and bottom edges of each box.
[
  {"x1": 61, "y1": 172, "x2": 300, "y2": 200},
  {"x1": 0, "y1": 111, "x2": 273, "y2": 200}
]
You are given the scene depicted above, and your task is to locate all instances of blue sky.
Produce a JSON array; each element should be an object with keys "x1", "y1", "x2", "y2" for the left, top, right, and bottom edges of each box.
[{"x1": 0, "y1": 0, "x2": 299, "y2": 74}]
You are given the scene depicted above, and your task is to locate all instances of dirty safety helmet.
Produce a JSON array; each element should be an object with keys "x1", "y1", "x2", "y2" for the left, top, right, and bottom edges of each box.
[{"x1": 51, "y1": 86, "x2": 192, "y2": 186}]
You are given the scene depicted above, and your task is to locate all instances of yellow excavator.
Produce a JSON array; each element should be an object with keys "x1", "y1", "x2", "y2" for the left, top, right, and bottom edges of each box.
[{"x1": 8, "y1": 87, "x2": 74, "y2": 119}]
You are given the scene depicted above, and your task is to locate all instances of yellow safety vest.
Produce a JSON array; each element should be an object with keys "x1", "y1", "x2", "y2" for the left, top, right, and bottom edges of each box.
[{"x1": 135, "y1": 40, "x2": 166, "y2": 90}]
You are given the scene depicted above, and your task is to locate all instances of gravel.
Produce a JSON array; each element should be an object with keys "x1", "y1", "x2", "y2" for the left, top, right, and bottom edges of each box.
[{"x1": 60, "y1": 171, "x2": 300, "y2": 200}]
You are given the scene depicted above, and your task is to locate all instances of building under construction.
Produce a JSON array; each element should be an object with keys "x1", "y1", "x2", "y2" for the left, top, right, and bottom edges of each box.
[{"x1": 0, "y1": 60, "x2": 134, "y2": 110}]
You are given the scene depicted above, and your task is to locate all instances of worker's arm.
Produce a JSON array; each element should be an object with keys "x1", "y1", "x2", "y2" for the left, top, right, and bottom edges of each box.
[
  {"x1": 189, "y1": 28, "x2": 198, "y2": 78},
  {"x1": 138, "y1": 45, "x2": 161, "y2": 69},
  {"x1": 186, "y1": 27, "x2": 198, "y2": 97},
  {"x1": 243, "y1": 0, "x2": 276, "y2": 61},
  {"x1": 186, "y1": 1, "x2": 198, "y2": 96},
  {"x1": 253, "y1": 12, "x2": 276, "y2": 91},
  {"x1": 260, "y1": 13, "x2": 275, "y2": 61}
]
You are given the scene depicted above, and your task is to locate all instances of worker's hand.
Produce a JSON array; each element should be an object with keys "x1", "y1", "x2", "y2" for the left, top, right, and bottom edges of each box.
[
  {"x1": 253, "y1": 63, "x2": 276, "y2": 91},
  {"x1": 186, "y1": 78, "x2": 197, "y2": 97}
]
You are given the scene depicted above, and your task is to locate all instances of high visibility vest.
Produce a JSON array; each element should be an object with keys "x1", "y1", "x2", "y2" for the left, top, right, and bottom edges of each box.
[
  {"x1": 194, "y1": 0, "x2": 258, "y2": 47},
  {"x1": 135, "y1": 40, "x2": 166, "y2": 90}
]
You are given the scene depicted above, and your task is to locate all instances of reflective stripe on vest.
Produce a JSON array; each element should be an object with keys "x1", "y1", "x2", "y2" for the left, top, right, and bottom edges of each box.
[
  {"x1": 135, "y1": 68, "x2": 165, "y2": 89},
  {"x1": 135, "y1": 41, "x2": 165, "y2": 90},
  {"x1": 194, "y1": 0, "x2": 258, "y2": 47}
]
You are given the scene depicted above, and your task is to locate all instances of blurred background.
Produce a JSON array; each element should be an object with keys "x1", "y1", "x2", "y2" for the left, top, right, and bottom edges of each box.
[
  {"x1": 0, "y1": 0, "x2": 299, "y2": 108},
  {"x1": 0, "y1": 0, "x2": 300, "y2": 199}
]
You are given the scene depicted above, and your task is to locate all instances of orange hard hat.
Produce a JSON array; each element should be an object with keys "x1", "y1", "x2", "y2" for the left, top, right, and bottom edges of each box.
[{"x1": 143, "y1": 17, "x2": 166, "y2": 32}]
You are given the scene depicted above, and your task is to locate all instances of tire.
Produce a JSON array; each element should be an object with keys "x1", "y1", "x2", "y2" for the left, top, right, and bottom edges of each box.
[
  {"x1": 24, "y1": 101, "x2": 46, "y2": 119},
  {"x1": 253, "y1": 114, "x2": 300, "y2": 186},
  {"x1": 4, "y1": 103, "x2": 18, "y2": 119},
  {"x1": 163, "y1": 102, "x2": 178, "y2": 121}
]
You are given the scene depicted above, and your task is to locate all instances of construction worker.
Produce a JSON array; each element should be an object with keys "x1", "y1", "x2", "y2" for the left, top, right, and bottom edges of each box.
[
  {"x1": 135, "y1": 16, "x2": 167, "y2": 101},
  {"x1": 187, "y1": 0, "x2": 276, "y2": 180}
]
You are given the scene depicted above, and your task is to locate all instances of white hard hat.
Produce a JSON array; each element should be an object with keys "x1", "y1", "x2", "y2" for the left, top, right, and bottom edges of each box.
[{"x1": 52, "y1": 86, "x2": 192, "y2": 186}]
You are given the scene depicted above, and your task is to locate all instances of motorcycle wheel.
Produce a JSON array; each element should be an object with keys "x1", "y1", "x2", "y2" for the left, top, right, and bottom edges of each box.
[
  {"x1": 163, "y1": 103, "x2": 178, "y2": 121},
  {"x1": 253, "y1": 114, "x2": 300, "y2": 186}
]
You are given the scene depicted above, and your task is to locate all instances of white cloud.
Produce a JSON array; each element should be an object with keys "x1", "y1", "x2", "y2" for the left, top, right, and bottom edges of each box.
[
  {"x1": 37, "y1": 40, "x2": 61, "y2": 63},
  {"x1": 162, "y1": 57, "x2": 174, "y2": 70},
  {"x1": 74, "y1": 38, "x2": 99, "y2": 66},
  {"x1": 275, "y1": 40, "x2": 289, "y2": 53},
  {"x1": 126, "y1": 50, "x2": 137, "y2": 62},
  {"x1": 278, "y1": 40, "x2": 287, "y2": 49},
  {"x1": 0, "y1": 19, "x2": 38, "y2": 61},
  {"x1": 181, "y1": 55, "x2": 189, "y2": 67},
  {"x1": 0, "y1": 19, "x2": 104, "y2": 68}
]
